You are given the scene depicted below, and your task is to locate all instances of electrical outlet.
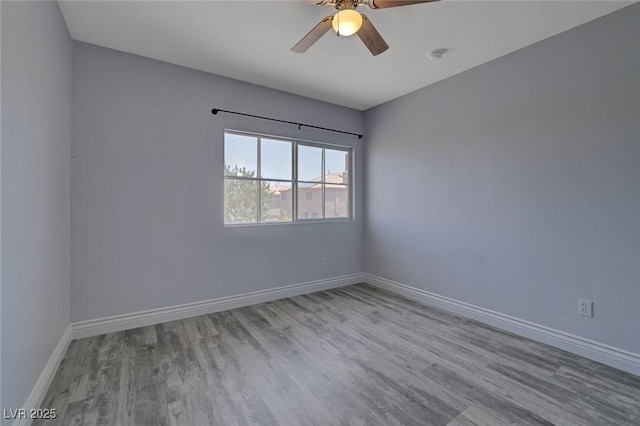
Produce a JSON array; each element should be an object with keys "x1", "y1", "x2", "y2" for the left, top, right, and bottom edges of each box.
[
  {"x1": 579, "y1": 299, "x2": 593, "y2": 317},
  {"x1": 320, "y1": 257, "x2": 327, "y2": 268},
  {"x1": 58, "y1": 302, "x2": 63, "y2": 322}
]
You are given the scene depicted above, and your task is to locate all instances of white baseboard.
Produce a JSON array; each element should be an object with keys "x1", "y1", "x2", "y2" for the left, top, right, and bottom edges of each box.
[
  {"x1": 14, "y1": 326, "x2": 72, "y2": 426},
  {"x1": 72, "y1": 274, "x2": 364, "y2": 339},
  {"x1": 363, "y1": 273, "x2": 640, "y2": 376}
]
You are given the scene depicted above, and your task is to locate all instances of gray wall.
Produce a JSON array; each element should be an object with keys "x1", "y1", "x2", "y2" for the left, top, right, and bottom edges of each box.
[
  {"x1": 364, "y1": 4, "x2": 639, "y2": 353},
  {"x1": 1, "y1": 0, "x2": 72, "y2": 416},
  {"x1": 71, "y1": 42, "x2": 364, "y2": 322}
]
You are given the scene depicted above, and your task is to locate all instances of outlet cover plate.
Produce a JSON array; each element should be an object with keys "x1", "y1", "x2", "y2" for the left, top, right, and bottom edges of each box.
[{"x1": 579, "y1": 299, "x2": 593, "y2": 317}]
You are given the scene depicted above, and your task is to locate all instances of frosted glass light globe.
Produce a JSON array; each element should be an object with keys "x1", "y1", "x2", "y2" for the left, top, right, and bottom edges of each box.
[{"x1": 332, "y1": 9, "x2": 363, "y2": 37}]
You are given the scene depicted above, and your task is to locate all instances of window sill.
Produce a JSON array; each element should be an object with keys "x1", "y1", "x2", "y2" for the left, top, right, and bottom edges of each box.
[{"x1": 224, "y1": 219, "x2": 353, "y2": 228}]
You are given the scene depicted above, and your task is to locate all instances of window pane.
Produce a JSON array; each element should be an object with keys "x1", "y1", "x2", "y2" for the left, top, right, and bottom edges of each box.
[
  {"x1": 261, "y1": 138, "x2": 292, "y2": 180},
  {"x1": 224, "y1": 178, "x2": 257, "y2": 224},
  {"x1": 325, "y1": 148, "x2": 349, "y2": 183},
  {"x1": 325, "y1": 184, "x2": 349, "y2": 218},
  {"x1": 298, "y1": 145, "x2": 322, "y2": 182},
  {"x1": 261, "y1": 181, "x2": 292, "y2": 223},
  {"x1": 225, "y1": 133, "x2": 257, "y2": 177},
  {"x1": 297, "y1": 182, "x2": 322, "y2": 220}
]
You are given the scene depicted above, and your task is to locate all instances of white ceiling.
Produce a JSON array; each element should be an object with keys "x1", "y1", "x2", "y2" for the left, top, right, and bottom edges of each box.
[{"x1": 58, "y1": 1, "x2": 633, "y2": 110}]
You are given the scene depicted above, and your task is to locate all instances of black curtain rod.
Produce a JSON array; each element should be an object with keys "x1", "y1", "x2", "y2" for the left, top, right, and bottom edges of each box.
[{"x1": 211, "y1": 108, "x2": 363, "y2": 139}]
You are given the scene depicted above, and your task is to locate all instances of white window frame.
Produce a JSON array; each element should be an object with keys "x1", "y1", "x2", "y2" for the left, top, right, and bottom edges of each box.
[{"x1": 224, "y1": 129, "x2": 353, "y2": 226}]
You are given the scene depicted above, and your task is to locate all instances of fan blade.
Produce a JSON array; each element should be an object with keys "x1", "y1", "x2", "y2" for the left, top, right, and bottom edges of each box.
[
  {"x1": 370, "y1": 0, "x2": 438, "y2": 9},
  {"x1": 291, "y1": 16, "x2": 333, "y2": 53},
  {"x1": 357, "y1": 15, "x2": 389, "y2": 56}
]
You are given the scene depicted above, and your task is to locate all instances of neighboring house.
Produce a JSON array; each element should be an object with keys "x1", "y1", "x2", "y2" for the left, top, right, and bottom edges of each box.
[
  {"x1": 265, "y1": 172, "x2": 349, "y2": 221},
  {"x1": 265, "y1": 183, "x2": 293, "y2": 222}
]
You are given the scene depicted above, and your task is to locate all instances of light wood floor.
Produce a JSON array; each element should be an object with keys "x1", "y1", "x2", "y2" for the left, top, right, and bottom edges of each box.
[{"x1": 37, "y1": 284, "x2": 640, "y2": 425}]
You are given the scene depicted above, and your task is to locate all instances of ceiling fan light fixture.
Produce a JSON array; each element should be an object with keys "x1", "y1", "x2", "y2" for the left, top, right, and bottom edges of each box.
[{"x1": 332, "y1": 9, "x2": 362, "y2": 36}]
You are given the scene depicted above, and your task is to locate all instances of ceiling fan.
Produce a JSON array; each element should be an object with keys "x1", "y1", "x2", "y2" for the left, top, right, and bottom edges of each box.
[{"x1": 292, "y1": 0, "x2": 439, "y2": 56}]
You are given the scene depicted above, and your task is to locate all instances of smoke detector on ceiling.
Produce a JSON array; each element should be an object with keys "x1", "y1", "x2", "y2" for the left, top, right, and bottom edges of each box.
[{"x1": 427, "y1": 49, "x2": 447, "y2": 61}]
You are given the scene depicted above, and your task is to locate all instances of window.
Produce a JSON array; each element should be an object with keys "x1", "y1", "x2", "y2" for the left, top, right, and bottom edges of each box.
[
  {"x1": 298, "y1": 143, "x2": 350, "y2": 220},
  {"x1": 224, "y1": 131, "x2": 351, "y2": 225}
]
